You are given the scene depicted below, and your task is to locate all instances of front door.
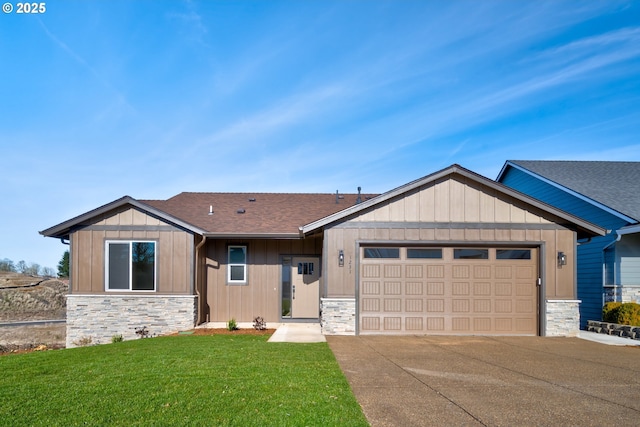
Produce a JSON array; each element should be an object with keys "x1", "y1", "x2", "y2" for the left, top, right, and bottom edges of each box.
[{"x1": 290, "y1": 256, "x2": 320, "y2": 319}]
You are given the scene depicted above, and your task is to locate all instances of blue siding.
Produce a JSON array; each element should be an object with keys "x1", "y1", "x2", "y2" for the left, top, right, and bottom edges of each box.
[{"x1": 501, "y1": 167, "x2": 628, "y2": 328}]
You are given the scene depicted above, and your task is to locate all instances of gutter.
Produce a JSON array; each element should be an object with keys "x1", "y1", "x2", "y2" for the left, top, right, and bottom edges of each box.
[{"x1": 194, "y1": 236, "x2": 207, "y2": 325}]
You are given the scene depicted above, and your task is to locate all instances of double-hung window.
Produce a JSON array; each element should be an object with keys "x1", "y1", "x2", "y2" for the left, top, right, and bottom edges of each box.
[
  {"x1": 106, "y1": 241, "x2": 156, "y2": 291},
  {"x1": 228, "y1": 245, "x2": 247, "y2": 284}
]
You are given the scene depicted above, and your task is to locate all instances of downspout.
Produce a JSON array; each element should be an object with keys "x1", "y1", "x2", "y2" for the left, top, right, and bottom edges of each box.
[{"x1": 194, "y1": 235, "x2": 207, "y2": 325}]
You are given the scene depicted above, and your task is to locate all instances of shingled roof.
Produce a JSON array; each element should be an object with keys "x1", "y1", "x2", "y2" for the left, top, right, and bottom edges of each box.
[
  {"x1": 504, "y1": 160, "x2": 640, "y2": 223},
  {"x1": 140, "y1": 192, "x2": 376, "y2": 236}
]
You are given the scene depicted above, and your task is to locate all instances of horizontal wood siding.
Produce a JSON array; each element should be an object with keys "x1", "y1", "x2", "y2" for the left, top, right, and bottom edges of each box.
[
  {"x1": 501, "y1": 167, "x2": 628, "y2": 326},
  {"x1": 203, "y1": 237, "x2": 322, "y2": 323},
  {"x1": 70, "y1": 207, "x2": 194, "y2": 295}
]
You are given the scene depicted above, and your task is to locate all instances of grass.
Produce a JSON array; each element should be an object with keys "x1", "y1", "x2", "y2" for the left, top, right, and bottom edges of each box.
[{"x1": 0, "y1": 335, "x2": 368, "y2": 426}]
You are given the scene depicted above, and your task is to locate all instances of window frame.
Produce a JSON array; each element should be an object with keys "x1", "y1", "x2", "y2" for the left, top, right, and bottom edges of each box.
[
  {"x1": 227, "y1": 245, "x2": 248, "y2": 285},
  {"x1": 105, "y1": 240, "x2": 157, "y2": 292}
]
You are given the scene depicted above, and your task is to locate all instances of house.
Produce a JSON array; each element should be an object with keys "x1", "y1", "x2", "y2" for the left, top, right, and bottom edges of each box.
[
  {"x1": 497, "y1": 160, "x2": 640, "y2": 328},
  {"x1": 41, "y1": 164, "x2": 604, "y2": 347}
]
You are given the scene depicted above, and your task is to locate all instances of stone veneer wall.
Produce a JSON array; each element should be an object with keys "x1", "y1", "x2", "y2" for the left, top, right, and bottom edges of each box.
[
  {"x1": 545, "y1": 299, "x2": 580, "y2": 336},
  {"x1": 321, "y1": 298, "x2": 356, "y2": 335},
  {"x1": 66, "y1": 295, "x2": 197, "y2": 347},
  {"x1": 621, "y1": 286, "x2": 640, "y2": 303}
]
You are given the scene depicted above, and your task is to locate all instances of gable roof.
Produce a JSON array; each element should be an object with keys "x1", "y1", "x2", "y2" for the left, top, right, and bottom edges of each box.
[
  {"x1": 301, "y1": 164, "x2": 606, "y2": 239},
  {"x1": 39, "y1": 196, "x2": 208, "y2": 239},
  {"x1": 141, "y1": 192, "x2": 375, "y2": 237},
  {"x1": 498, "y1": 160, "x2": 640, "y2": 223},
  {"x1": 40, "y1": 192, "x2": 375, "y2": 239}
]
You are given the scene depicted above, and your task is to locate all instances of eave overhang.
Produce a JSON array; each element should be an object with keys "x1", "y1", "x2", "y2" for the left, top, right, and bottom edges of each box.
[
  {"x1": 301, "y1": 164, "x2": 607, "y2": 239},
  {"x1": 39, "y1": 196, "x2": 207, "y2": 239}
]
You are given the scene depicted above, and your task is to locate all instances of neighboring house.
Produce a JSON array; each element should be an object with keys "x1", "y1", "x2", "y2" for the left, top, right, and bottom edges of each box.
[
  {"x1": 497, "y1": 160, "x2": 640, "y2": 328},
  {"x1": 41, "y1": 164, "x2": 604, "y2": 347}
]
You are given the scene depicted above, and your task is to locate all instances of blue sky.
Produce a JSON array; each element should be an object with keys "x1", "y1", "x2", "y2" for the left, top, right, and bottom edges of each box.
[{"x1": 1, "y1": 0, "x2": 639, "y2": 270}]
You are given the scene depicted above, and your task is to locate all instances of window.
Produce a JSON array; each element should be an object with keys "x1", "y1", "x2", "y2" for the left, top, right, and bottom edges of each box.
[
  {"x1": 106, "y1": 241, "x2": 156, "y2": 291},
  {"x1": 407, "y1": 248, "x2": 442, "y2": 259},
  {"x1": 454, "y1": 248, "x2": 488, "y2": 260},
  {"x1": 363, "y1": 248, "x2": 400, "y2": 259},
  {"x1": 496, "y1": 249, "x2": 531, "y2": 260},
  {"x1": 228, "y1": 245, "x2": 247, "y2": 284}
]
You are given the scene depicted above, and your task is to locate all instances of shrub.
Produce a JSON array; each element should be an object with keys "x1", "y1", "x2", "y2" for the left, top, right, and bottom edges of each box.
[
  {"x1": 134, "y1": 326, "x2": 150, "y2": 338},
  {"x1": 227, "y1": 318, "x2": 238, "y2": 331},
  {"x1": 603, "y1": 302, "x2": 640, "y2": 326},
  {"x1": 253, "y1": 316, "x2": 266, "y2": 330},
  {"x1": 73, "y1": 336, "x2": 93, "y2": 347},
  {"x1": 111, "y1": 334, "x2": 124, "y2": 343},
  {"x1": 602, "y1": 302, "x2": 622, "y2": 322}
]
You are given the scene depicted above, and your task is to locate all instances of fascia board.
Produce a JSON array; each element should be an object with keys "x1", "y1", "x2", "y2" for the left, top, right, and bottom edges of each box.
[
  {"x1": 203, "y1": 232, "x2": 301, "y2": 239},
  {"x1": 302, "y1": 164, "x2": 606, "y2": 238},
  {"x1": 617, "y1": 223, "x2": 640, "y2": 236},
  {"x1": 40, "y1": 196, "x2": 206, "y2": 238}
]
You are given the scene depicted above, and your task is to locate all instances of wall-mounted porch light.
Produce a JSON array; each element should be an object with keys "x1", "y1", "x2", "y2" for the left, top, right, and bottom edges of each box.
[
  {"x1": 557, "y1": 251, "x2": 567, "y2": 267},
  {"x1": 338, "y1": 250, "x2": 344, "y2": 267}
]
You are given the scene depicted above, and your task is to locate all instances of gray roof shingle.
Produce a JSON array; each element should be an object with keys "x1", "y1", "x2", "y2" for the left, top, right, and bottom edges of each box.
[{"x1": 509, "y1": 160, "x2": 640, "y2": 222}]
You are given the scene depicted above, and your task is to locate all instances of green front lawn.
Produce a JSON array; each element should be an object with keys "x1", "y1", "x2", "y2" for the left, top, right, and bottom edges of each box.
[{"x1": 0, "y1": 335, "x2": 368, "y2": 426}]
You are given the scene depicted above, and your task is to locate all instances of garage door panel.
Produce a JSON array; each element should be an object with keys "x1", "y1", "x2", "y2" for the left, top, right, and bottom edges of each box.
[
  {"x1": 405, "y1": 265, "x2": 423, "y2": 278},
  {"x1": 384, "y1": 282, "x2": 401, "y2": 295},
  {"x1": 406, "y1": 299, "x2": 423, "y2": 312},
  {"x1": 426, "y1": 282, "x2": 444, "y2": 295},
  {"x1": 361, "y1": 298, "x2": 380, "y2": 312},
  {"x1": 383, "y1": 317, "x2": 402, "y2": 330},
  {"x1": 406, "y1": 317, "x2": 423, "y2": 330},
  {"x1": 427, "y1": 299, "x2": 444, "y2": 312},
  {"x1": 362, "y1": 281, "x2": 380, "y2": 295},
  {"x1": 406, "y1": 282, "x2": 424, "y2": 295},
  {"x1": 384, "y1": 265, "x2": 401, "y2": 278},
  {"x1": 384, "y1": 299, "x2": 402, "y2": 312},
  {"x1": 359, "y1": 246, "x2": 539, "y2": 336},
  {"x1": 473, "y1": 282, "x2": 491, "y2": 295}
]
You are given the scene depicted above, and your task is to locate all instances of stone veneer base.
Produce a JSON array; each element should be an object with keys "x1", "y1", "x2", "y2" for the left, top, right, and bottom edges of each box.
[
  {"x1": 321, "y1": 298, "x2": 356, "y2": 335},
  {"x1": 66, "y1": 294, "x2": 197, "y2": 347},
  {"x1": 546, "y1": 299, "x2": 580, "y2": 337}
]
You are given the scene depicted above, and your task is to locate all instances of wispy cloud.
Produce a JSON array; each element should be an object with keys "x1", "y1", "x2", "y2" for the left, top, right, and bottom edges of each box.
[{"x1": 36, "y1": 18, "x2": 137, "y2": 119}]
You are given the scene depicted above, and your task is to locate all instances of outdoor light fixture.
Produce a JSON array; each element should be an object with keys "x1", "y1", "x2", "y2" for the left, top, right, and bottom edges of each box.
[
  {"x1": 338, "y1": 250, "x2": 344, "y2": 267},
  {"x1": 557, "y1": 251, "x2": 567, "y2": 267}
]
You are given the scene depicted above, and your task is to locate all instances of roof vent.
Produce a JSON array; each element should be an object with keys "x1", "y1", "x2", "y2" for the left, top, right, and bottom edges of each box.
[
  {"x1": 335, "y1": 190, "x2": 344, "y2": 204},
  {"x1": 356, "y1": 186, "x2": 362, "y2": 204},
  {"x1": 237, "y1": 208, "x2": 246, "y2": 214},
  {"x1": 208, "y1": 205, "x2": 213, "y2": 215},
  {"x1": 248, "y1": 197, "x2": 256, "y2": 202}
]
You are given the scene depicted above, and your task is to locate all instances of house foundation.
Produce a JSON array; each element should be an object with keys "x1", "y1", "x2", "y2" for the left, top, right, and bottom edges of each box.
[
  {"x1": 66, "y1": 295, "x2": 197, "y2": 347},
  {"x1": 545, "y1": 299, "x2": 581, "y2": 336},
  {"x1": 320, "y1": 298, "x2": 356, "y2": 335}
]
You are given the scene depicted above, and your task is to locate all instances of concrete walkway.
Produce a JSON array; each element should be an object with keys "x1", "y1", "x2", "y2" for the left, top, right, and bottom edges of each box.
[
  {"x1": 577, "y1": 330, "x2": 640, "y2": 346},
  {"x1": 267, "y1": 323, "x2": 326, "y2": 343}
]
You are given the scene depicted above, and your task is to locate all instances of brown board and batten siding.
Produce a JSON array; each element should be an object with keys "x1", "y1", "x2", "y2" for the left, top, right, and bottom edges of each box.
[
  {"x1": 202, "y1": 237, "x2": 322, "y2": 323},
  {"x1": 70, "y1": 206, "x2": 194, "y2": 294},
  {"x1": 321, "y1": 173, "x2": 577, "y2": 335}
]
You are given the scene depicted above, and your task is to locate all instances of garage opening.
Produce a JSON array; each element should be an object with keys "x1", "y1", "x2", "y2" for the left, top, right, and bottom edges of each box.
[{"x1": 359, "y1": 246, "x2": 539, "y2": 335}]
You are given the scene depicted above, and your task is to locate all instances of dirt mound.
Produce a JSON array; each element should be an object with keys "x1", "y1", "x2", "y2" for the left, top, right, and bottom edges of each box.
[{"x1": 0, "y1": 276, "x2": 68, "y2": 321}]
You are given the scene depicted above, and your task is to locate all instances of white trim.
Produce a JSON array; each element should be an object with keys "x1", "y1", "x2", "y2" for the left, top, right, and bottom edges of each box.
[
  {"x1": 617, "y1": 223, "x2": 640, "y2": 236},
  {"x1": 105, "y1": 240, "x2": 157, "y2": 292},
  {"x1": 546, "y1": 299, "x2": 581, "y2": 303},
  {"x1": 500, "y1": 162, "x2": 637, "y2": 224},
  {"x1": 227, "y1": 245, "x2": 247, "y2": 284}
]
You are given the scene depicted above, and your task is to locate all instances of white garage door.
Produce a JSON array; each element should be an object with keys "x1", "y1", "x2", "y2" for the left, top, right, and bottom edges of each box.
[{"x1": 359, "y1": 246, "x2": 539, "y2": 335}]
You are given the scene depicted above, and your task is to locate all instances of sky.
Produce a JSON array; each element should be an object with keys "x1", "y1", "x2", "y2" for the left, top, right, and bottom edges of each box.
[{"x1": 1, "y1": 0, "x2": 640, "y2": 270}]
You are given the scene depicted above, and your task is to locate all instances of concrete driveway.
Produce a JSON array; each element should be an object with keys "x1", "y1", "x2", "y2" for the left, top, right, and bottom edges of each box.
[{"x1": 327, "y1": 335, "x2": 640, "y2": 426}]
